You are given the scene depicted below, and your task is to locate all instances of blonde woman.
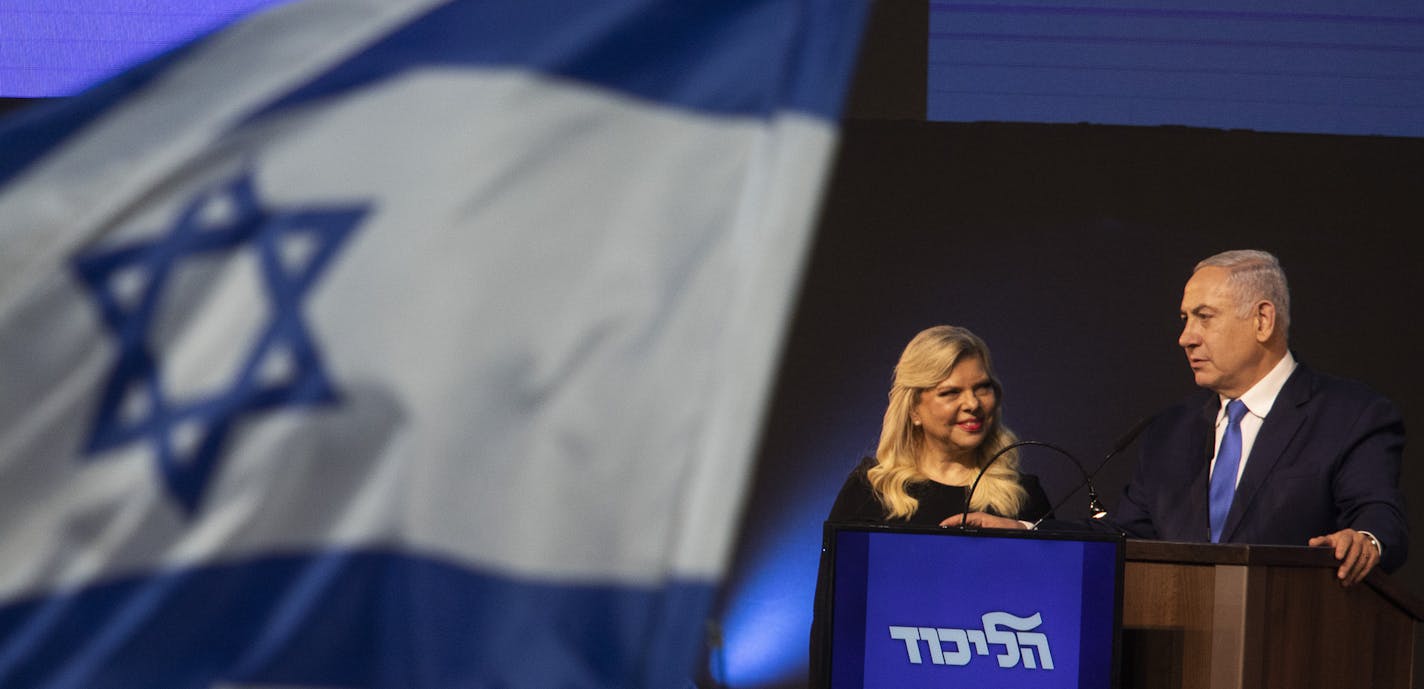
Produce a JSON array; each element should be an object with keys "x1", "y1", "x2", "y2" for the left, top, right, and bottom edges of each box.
[
  {"x1": 827, "y1": 325, "x2": 1050, "y2": 527},
  {"x1": 809, "y1": 326, "x2": 1053, "y2": 686}
]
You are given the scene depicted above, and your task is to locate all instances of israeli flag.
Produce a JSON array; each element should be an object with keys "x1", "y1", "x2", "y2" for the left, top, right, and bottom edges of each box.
[{"x1": 0, "y1": 1, "x2": 867, "y2": 687}]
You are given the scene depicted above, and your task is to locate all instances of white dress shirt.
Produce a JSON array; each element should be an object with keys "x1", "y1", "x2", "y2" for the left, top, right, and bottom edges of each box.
[{"x1": 1209, "y1": 351, "x2": 1297, "y2": 487}]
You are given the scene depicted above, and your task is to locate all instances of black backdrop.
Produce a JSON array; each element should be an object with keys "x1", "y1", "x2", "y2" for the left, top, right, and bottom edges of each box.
[
  {"x1": 713, "y1": 3, "x2": 1424, "y2": 687},
  {"x1": 718, "y1": 115, "x2": 1424, "y2": 689}
]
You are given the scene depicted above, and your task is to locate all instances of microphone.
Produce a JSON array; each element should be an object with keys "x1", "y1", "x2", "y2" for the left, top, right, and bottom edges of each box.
[
  {"x1": 1033, "y1": 414, "x2": 1157, "y2": 528},
  {"x1": 1104, "y1": 413, "x2": 1157, "y2": 464},
  {"x1": 960, "y1": 440, "x2": 1098, "y2": 528}
]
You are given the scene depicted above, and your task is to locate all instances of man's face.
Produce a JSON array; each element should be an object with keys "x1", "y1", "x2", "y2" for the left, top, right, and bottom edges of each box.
[{"x1": 1178, "y1": 266, "x2": 1265, "y2": 398}]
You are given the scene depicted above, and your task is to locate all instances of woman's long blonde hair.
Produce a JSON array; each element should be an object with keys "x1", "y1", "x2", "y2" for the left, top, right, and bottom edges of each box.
[{"x1": 867, "y1": 325, "x2": 1027, "y2": 520}]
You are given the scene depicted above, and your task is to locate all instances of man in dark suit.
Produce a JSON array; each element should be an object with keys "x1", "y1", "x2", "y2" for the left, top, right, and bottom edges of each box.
[{"x1": 1114, "y1": 250, "x2": 1407, "y2": 585}]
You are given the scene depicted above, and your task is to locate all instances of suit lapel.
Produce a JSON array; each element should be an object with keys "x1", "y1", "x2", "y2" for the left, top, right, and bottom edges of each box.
[
  {"x1": 1221, "y1": 365, "x2": 1312, "y2": 542},
  {"x1": 1186, "y1": 395, "x2": 1218, "y2": 540}
]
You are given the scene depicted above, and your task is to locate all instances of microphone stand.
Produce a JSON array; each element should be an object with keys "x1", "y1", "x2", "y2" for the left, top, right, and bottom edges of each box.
[
  {"x1": 960, "y1": 440, "x2": 1102, "y2": 528},
  {"x1": 1031, "y1": 414, "x2": 1158, "y2": 532}
]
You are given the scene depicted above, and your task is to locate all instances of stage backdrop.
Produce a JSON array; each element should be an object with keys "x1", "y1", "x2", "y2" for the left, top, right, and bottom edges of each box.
[
  {"x1": 713, "y1": 3, "x2": 1423, "y2": 686},
  {"x1": 715, "y1": 115, "x2": 1424, "y2": 689}
]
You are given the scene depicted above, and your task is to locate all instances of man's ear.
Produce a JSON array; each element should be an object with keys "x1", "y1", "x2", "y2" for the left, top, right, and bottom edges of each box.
[{"x1": 1254, "y1": 301, "x2": 1277, "y2": 343}]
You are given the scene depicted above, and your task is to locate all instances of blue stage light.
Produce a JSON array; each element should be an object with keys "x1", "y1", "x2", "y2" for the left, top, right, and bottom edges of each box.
[{"x1": 1, "y1": 1, "x2": 293, "y2": 97}]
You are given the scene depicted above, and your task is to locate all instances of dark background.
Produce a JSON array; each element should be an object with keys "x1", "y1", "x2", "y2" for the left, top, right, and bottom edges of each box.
[{"x1": 713, "y1": 2, "x2": 1424, "y2": 687}]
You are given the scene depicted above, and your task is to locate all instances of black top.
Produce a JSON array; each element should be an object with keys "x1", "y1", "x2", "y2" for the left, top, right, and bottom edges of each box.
[
  {"x1": 826, "y1": 455, "x2": 1053, "y2": 526},
  {"x1": 809, "y1": 456, "x2": 1054, "y2": 688}
]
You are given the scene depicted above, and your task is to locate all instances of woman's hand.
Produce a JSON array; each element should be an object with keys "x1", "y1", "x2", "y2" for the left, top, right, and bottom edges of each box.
[{"x1": 940, "y1": 512, "x2": 1028, "y2": 529}]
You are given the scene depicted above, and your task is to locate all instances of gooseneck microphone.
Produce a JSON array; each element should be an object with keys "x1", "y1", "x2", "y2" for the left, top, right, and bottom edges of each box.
[
  {"x1": 1033, "y1": 414, "x2": 1158, "y2": 529},
  {"x1": 960, "y1": 440, "x2": 1100, "y2": 528},
  {"x1": 1103, "y1": 413, "x2": 1157, "y2": 467}
]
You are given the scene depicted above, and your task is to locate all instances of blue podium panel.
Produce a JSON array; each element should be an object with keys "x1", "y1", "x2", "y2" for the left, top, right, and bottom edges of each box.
[{"x1": 824, "y1": 524, "x2": 1122, "y2": 689}]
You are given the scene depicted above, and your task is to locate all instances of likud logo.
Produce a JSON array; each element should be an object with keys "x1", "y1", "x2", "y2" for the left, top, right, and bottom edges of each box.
[{"x1": 888, "y1": 612, "x2": 1053, "y2": 669}]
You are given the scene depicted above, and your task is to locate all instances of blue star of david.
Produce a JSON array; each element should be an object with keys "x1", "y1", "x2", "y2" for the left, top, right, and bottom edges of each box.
[{"x1": 71, "y1": 171, "x2": 368, "y2": 515}]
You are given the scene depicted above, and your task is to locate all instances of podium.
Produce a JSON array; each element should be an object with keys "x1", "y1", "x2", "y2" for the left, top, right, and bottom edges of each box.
[
  {"x1": 817, "y1": 523, "x2": 1125, "y2": 689},
  {"x1": 1122, "y1": 540, "x2": 1424, "y2": 689}
]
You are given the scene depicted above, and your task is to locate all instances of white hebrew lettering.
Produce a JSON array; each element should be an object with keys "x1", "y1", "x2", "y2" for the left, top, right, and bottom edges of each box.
[
  {"x1": 965, "y1": 629, "x2": 988, "y2": 655},
  {"x1": 935, "y1": 628, "x2": 972, "y2": 665},
  {"x1": 888, "y1": 626, "x2": 923, "y2": 664},
  {"x1": 917, "y1": 627, "x2": 945, "y2": 664},
  {"x1": 1017, "y1": 630, "x2": 1055, "y2": 670},
  {"x1": 887, "y1": 612, "x2": 1052, "y2": 671},
  {"x1": 982, "y1": 612, "x2": 1044, "y2": 669}
]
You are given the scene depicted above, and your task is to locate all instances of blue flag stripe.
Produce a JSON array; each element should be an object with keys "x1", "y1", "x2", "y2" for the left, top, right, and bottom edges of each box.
[
  {"x1": 0, "y1": 550, "x2": 716, "y2": 689},
  {"x1": 0, "y1": 41, "x2": 204, "y2": 189},
  {"x1": 0, "y1": 0, "x2": 867, "y2": 191},
  {"x1": 251, "y1": 0, "x2": 868, "y2": 123}
]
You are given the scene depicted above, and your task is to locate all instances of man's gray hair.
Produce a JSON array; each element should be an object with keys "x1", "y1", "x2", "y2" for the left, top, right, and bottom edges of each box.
[{"x1": 1195, "y1": 249, "x2": 1291, "y2": 338}]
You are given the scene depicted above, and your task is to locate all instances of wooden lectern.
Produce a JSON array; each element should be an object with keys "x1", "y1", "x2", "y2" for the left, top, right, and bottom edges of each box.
[{"x1": 1121, "y1": 540, "x2": 1423, "y2": 689}]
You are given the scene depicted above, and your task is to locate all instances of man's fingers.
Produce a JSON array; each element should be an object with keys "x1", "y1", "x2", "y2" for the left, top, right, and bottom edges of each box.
[
  {"x1": 1344, "y1": 555, "x2": 1367, "y2": 585},
  {"x1": 1339, "y1": 534, "x2": 1379, "y2": 586},
  {"x1": 1309, "y1": 530, "x2": 1378, "y2": 586},
  {"x1": 1336, "y1": 540, "x2": 1357, "y2": 580},
  {"x1": 1322, "y1": 529, "x2": 1355, "y2": 561},
  {"x1": 1338, "y1": 541, "x2": 1361, "y2": 581},
  {"x1": 1347, "y1": 539, "x2": 1378, "y2": 586}
]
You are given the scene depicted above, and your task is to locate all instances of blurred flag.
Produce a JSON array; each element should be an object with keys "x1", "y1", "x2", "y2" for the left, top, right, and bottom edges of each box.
[{"x1": 0, "y1": 1, "x2": 866, "y2": 687}]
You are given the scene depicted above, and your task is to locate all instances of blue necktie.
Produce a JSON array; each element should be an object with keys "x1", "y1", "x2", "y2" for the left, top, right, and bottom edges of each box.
[{"x1": 1209, "y1": 399, "x2": 1249, "y2": 543}]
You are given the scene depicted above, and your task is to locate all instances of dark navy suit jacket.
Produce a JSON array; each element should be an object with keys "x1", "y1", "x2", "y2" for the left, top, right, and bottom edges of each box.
[{"x1": 1113, "y1": 363, "x2": 1408, "y2": 572}]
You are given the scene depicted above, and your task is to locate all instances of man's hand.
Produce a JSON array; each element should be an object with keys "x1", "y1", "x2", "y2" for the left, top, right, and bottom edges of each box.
[
  {"x1": 1307, "y1": 529, "x2": 1379, "y2": 586},
  {"x1": 941, "y1": 512, "x2": 1028, "y2": 530}
]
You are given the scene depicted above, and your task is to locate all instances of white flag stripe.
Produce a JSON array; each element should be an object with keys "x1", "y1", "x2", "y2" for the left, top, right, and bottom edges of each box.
[
  {"x1": 0, "y1": 7, "x2": 840, "y2": 594},
  {"x1": 0, "y1": 0, "x2": 436, "y2": 316}
]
